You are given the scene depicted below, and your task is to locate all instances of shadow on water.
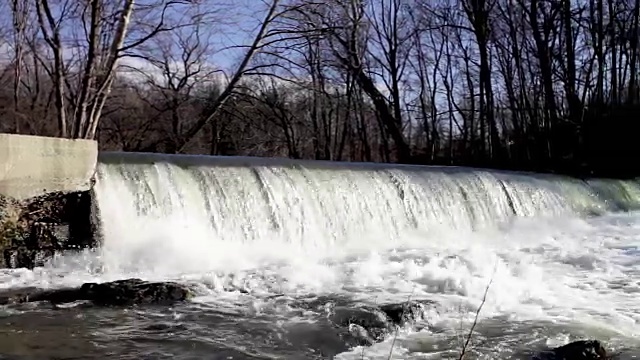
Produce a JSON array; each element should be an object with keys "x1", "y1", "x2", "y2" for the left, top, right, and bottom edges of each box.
[
  {"x1": 0, "y1": 299, "x2": 356, "y2": 360},
  {"x1": 0, "y1": 296, "x2": 638, "y2": 360}
]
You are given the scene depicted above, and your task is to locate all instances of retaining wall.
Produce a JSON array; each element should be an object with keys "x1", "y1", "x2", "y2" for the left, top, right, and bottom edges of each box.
[{"x1": 0, "y1": 134, "x2": 98, "y2": 200}]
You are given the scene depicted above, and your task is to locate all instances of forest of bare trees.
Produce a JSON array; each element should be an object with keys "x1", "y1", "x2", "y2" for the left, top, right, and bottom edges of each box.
[{"x1": 0, "y1": 0, "x2": 638, "y2": 177}]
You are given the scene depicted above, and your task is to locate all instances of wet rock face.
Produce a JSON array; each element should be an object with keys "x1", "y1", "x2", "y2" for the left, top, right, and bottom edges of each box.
[
  {"x1": 379, "y1": 301, "x2": 427, "y2": 325},
  {"x1": 278, "y1": 296, "x2": 433, "y2": 354},
  {"x1": 328, "y1": 300, "x2": 431, "y2": 347},
  {"x1": 331, "y1": 306, "x2": 391, "y2": 344},
  {"x1": 0, "y1": 191, "x2": 95, "y2": 269},
  {"x1": 535, "y1": 340, "x2": 609, "y2": 360},
  {"x1": 81, "y1": 279, "x2": 193, "y2": 306},
  {"x1": 0, "y1": 279, "x2": 192, "y2": 307},
  {"x1": 0, "y1": 195, "x2": 21, "y2": 267}
]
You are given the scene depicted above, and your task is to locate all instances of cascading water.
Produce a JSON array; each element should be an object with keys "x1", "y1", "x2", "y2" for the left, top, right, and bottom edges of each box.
[
  {"x1": 3, "y1": 152, "x2": 640, "y2": 359},
  {"x1": 94, "y1": 152, "x2": 638, "y2": 256}
]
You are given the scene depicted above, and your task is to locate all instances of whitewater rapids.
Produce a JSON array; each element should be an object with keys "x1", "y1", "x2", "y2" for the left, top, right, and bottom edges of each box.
[{"x1": 1, "y1": 152, "x2": 640, "y2": 359}]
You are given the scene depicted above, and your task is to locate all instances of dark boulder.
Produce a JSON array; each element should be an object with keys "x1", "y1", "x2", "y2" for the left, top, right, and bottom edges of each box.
[
  {"x1": 380, "y1": 301, "x2": 428, "y2": 325},
  {"x1": 81, "y1": 278, "x2": 192, "y2": 306},
  {"x1": 330, "y1": 306, "x2": 391, "y2": 345},
  {"x1": 329, "y1": 300, "x2": 431, "y2": 347},
  {"x1": 0, "y1": 278, "x2": 192, "y2": 307},
  {"x1": 534, "y1": 340, "x2": 609, "y2": 360},
  {"x1": 0, "y1": 286, "x2": 86, "y2": 305}
]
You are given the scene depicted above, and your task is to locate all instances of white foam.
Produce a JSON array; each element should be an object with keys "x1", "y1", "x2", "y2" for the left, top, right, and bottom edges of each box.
[
  {"x1": 332, "y1": 214, "x2": 640, "y2": 358},
  {"x1": 3, "y1": 154, "x2": 640, "y2": 357},
  {"x1": 89, "y1": 157, "x2": 640, "y2": 357}
]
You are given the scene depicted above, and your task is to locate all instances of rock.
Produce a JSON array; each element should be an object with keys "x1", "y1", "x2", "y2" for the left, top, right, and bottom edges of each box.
[
  {"x1": 3, "y1": 248, "x2": 56, "y2": 269},
  {"x1": 329, "y1": 300, "x2": 431, "y2": 347},
  {"x1": 81, "y1": 278, "x2": 192, "y2": 306},
  {"x1": 331, "y1": 306, "x2": 391, "y2": 345},
  {"x1": 0, "y1": 195, "x2": 23, "y2": 268},
  {"x1": 0, "y1": 278, "x2": 193, "y2": 307},
  {"x1": 0, "y1": 286, "x2": 86, "y2": 305},
  {"x1": 0, "y1": 190, "x2": 96, "y2": 269},
  {"x1": 534, "y1": 340, "x2": 608, "y2": 360},
  {"x1": 380, "y1": 301, "x2": 428, "y2": 325},
  {"x1": 17, "y1": 190, "x2": 96, "y2": 250}
]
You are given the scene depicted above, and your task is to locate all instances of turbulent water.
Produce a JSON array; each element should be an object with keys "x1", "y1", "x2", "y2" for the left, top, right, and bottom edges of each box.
[{"x1": 2, "y1": 152, "x2": 640, "y2": 359}]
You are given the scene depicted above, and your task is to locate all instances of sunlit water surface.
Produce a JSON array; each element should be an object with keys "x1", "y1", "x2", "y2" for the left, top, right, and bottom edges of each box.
[{"x1": 1, "y1": 154, "x2": 639, "y2": 359}]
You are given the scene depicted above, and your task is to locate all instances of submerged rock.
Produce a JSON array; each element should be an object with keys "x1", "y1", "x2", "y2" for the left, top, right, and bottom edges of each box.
[
  {"x1": 380, "y1": 301, "x2": 427, "y2": 325},
  {"x1": 329, "y1": 300, "x2": 431, "y2": 347},
  {"x1": 82, "y1": 278, "x2": 193, "y2": 306},
  {"x1": 0, "y1": 278, "x2": 192, "y2": 307},
  {"x1": 330, "y1": 306, "x2": 390, "y2": 345},
  {"x1": 535, "y1": 340, "x2": 608, "y2": 360}
]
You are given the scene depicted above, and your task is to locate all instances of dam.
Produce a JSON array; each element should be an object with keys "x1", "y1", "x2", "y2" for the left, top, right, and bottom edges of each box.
[{"x1": 1, "y1": 135, "x2": 640, "y2": 359}]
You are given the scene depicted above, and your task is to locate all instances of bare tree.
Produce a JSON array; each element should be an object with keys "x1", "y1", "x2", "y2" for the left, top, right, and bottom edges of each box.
[
  {"x1": 31, "y1": 0, "x2": 195, "y2": 139},
  {"x1": 9, "y1": 0, "x2": 31, "y2": 133},
  {"x1": 462, "y1": 0, "x2": 501, "y2": 160},
  {"x1": 409, "y1": 5, "x2": 445, "y2": 161},
  {"x1": 1, "y1": 0, "x2": 638, "y2": 176},
  {"x1": 296, "y1": 0, "x2": 412, "y2": 162},
  {"x1": 174, "y1": 0, "x2": 300, "y2": 153},
  {"x1": 365, "y1": 0, "x2": 416, "y2": 161},
  {"x1": 122, "y1": 5, "x2": 219, "y2": 153}
]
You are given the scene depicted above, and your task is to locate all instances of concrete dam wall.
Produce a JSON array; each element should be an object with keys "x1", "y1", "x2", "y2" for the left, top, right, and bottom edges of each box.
[
  {"x1": 1, "y1": 133, "x2": 640, "y2": 270},
  {"x1": 0, "y1": 133, "x2": 97, "y2": 200},
  {"x1": 0, "y1": 134, "x2": 98, "y2": 268}
]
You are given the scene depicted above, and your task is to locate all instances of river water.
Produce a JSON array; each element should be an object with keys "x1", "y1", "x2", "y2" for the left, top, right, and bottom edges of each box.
[{"x1": 0, "y1": 154, "x2": 639, "y2": 359}]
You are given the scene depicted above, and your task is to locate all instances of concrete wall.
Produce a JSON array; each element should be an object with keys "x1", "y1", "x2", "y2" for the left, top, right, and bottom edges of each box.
[{"x1": 0, "y1": 134, "x2": 98, "y2": 200}]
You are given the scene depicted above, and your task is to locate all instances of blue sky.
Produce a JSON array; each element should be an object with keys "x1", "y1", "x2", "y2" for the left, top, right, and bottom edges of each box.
[
  {"x1": 0, "y1": 0, "x2": 271, "y2": 73},
  {"x1": 0, "y1": 0, "x2": 617, "y2": 115}
]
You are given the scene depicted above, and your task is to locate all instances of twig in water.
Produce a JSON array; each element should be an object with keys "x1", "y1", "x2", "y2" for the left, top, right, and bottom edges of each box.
[
  {"x1": 361, "y1": 294, "x2": 382, "y2": 360},
  {"x1": 458, "y1": 264, "x2": 496, "y2": 360},
  {"x1": 387, "y1": 287, "x2": 416, "y2": 360}
]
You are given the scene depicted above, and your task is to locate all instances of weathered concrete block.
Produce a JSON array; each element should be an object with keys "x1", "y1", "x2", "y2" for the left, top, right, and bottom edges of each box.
[
  {"x1": 0, "y1": 133, "x2": 97, "y2": 200},
  {"x1": 0, "y1": 133, "x2": 97, "y2": 266}
]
